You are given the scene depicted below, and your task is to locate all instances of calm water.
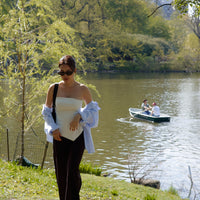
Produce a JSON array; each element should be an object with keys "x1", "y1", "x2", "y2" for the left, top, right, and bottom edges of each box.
[{"x1": 1, "y1": 72, "x2": 200, "y2": 198}]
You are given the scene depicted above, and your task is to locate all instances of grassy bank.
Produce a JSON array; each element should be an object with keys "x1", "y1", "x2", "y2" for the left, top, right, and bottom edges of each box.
[{"x1": 0, "y1": 159, "x2": 184, "y2": 200}]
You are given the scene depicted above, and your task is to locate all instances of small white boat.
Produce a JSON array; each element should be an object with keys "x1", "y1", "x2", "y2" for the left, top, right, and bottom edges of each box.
[{"x1": 129, "y1": 108, "x2": 170, "y2": 123}]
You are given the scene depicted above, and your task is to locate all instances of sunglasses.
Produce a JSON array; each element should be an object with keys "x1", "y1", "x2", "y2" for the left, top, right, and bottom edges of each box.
[{"x1": 57, "y1": 70, "x2": 74, "y2": 76}]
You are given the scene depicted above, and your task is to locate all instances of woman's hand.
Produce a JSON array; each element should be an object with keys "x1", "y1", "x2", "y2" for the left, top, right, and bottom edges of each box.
[
  {"x1": 70, "y1": 113, "x2": 81, "y2": 131},
  {"x1": 52, "y1": 129, "x2": 62, "y2": 141}
]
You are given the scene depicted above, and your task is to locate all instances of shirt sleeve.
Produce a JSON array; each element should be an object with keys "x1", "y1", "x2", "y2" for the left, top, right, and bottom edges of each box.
[
  {"x1": 78, "y1": 101, "x2": 100, "y2": 153},
  {"x1": 78, "y1": 101, "x2": 100, "y2": 128},
  {"x1": 42, "y1": 105, "x2": 59, "y2": 143}
]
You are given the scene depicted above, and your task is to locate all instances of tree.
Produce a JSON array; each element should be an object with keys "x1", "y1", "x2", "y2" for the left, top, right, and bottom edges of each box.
[
  {"x1": 148, "y1": 0, "x2": 200, "y2": 17},
  {"x1": 0, "y1": 0, "x2": 83, "y2": 163},
  {"x1": 42, "y1": 0, "x2": 173, "y2": 71},
  {"x1": 49, "y1": 0, "x2": 105, "y2": 33},
  {"x1": 104, "y1": 0, "x2": 149, "y2": 33},
  {"x1": 0, "y1": 0, "x2": 17, "y2": 15},
  {"x1": 174, "y1": 0, "x2": 200, "y2": 14},
  {"x1": 186, "y1": 11, "x2": 200, "y2": 40}
]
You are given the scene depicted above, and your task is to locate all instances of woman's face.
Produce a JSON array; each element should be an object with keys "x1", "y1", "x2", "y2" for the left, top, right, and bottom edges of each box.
[{"x1": 59, "y1": 64, "x2": 75, "y2": 82}]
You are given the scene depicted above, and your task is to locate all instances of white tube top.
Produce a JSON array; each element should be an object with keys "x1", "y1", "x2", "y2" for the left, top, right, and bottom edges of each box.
[{"x1": 56, "y1": 97, "x2": 83, "y2": 141}]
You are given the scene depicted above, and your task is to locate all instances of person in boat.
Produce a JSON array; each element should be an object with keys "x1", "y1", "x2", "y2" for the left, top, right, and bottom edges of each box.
[
  {"x1": 42, "y1": 55, "x2": 100, "y2": 200},
  {"x1": 141, "y1": 99, "x2": 152, "y2": 115},
  {"x1": 151, "y1": 102, "x2": 160, "y2": 117}
]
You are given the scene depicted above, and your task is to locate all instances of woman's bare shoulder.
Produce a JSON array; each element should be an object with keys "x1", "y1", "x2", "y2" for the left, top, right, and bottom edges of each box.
[
  {"x1": 45, "y1": 83, "x2": 58, "y2": 107},
  {"x1": 47, "y1": 82, "x2": 60, "y2": 94},
  {"x1": 78, "y1": 83, "x2": 92, "y2": 103},
  {"x1": 78, "y1": 83, "x2": 89, "y2": 91},
  {"x1": 49, "y1": 83, "x2": 55, "y2": 89}
]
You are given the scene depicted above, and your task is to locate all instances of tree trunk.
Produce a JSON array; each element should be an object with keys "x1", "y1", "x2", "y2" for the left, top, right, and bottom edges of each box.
[{"x1": 20, "y1": 75, "x2": 25, "y2": 164}]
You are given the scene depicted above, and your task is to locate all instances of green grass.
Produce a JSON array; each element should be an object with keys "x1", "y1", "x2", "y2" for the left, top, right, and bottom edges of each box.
[
  {"x1": 79, "y1": 161, "x2": 102, "y2": 176},
  {"x1": 167, "y1": 185, "x2": 180, "y2": 196},
  {"x1": 143, "y1": 194, "x2": 157, "y2": 200},
  {"x1": 0, "y1": 159, "x2": 185, "y2": 200}
]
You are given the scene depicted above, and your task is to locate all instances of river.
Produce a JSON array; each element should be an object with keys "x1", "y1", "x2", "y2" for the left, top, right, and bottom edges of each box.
[{"x1": 1, "y1": 72, "x2": 200, "y2": 199}]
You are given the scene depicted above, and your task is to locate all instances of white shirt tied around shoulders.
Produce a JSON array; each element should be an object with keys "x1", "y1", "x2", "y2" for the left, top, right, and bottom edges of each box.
[{"x1": 42, "y1": 101, "x2": 100, "y2": 153}]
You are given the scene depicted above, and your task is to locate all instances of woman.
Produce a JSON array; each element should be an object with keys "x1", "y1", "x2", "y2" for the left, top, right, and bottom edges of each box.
[{"x1": 42, "y1": 55, "x2": 100, "y2": 200}]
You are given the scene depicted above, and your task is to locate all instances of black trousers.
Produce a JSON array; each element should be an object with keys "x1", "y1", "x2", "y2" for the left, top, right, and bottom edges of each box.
[{"x1": 53, "y1": 133, "x2": 85, "y2": 200}]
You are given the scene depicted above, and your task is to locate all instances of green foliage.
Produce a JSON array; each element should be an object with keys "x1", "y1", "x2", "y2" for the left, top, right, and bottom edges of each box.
[
  {"x1": 174, "y1": 0, "x2": 200, "y2": 14},
  {"x1": 0, "y1": 0, "x2": 17, "y2": 16},
  {"x1": 111, "y1": 189, "x2": 119, "y2": 196},
  {"x1": 168, "y1": 14, "x2": 190, "y2": 54},
  {"x1": 144, "y1": 194, "x2": 157, "y2": 200},
  {"x1": 46, "y1": 0, "x2": 172, "y2": 71},
  {"x1": 147, "y1": 16, "x2": 171, "y2": 39},
  {"x1": 1, "y1": 0, "x2": 200, "y2": 73},
  {"x1": 0, "y1": 0, "x2": 83, "y2": 160},
  {"x1": 0, "y1": 159, "x2": 58, "y2": 199},
  {"x1": 170, "y1": 32, "x2": 200, "y2": 72},
  {"x1": 79, "y1": 161, "x2": 102, "y2": 176},
  {"x1": 104, "y1": 0, "x2": 149, "y2": 33},
  {"x1": 167, "y1": 185, "x2": 179, "y2": 196}
]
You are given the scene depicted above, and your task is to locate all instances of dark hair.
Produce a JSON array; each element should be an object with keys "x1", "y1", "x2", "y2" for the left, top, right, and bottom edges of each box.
[
  {"x1": 58, "y1": 55, "x2": 76, "y2": 71},
  {"x1": 143, "y1": 99, "x2": 147, "y2": 102}
]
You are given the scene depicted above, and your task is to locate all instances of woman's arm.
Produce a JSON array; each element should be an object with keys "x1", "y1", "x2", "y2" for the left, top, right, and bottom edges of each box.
[
  {"x1": 44, "y1": 84, "x2": 62, "y2": 141},
  {"x1": 82, "y1": 85, "x2": 92, "y2": 105},
  {"x1": 45, "y1": 84, "x2": 54, "y2": 108}
]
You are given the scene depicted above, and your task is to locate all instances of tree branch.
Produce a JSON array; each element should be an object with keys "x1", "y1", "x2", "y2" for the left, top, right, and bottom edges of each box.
[
  {"x1": 77, "y1": 2, "x2": 88, "y2": 15},
  {"x1": 148, "y1": 3, "x2": 172, "y2": 18},
  {"x1": 69, "y1": 0, "x2": 78, "y2": 10},
  {"x1": 60, "y1": 0, "x2": 66, "y2": 6}
]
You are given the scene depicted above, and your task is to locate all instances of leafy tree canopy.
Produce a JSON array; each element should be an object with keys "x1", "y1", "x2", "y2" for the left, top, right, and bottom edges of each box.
[
  {"x1": 0, "y1": 0, "x2": 84, "y2": 162},
  {"x1": 174, "y1": 0, "x2": 200, "y2": 14}
]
